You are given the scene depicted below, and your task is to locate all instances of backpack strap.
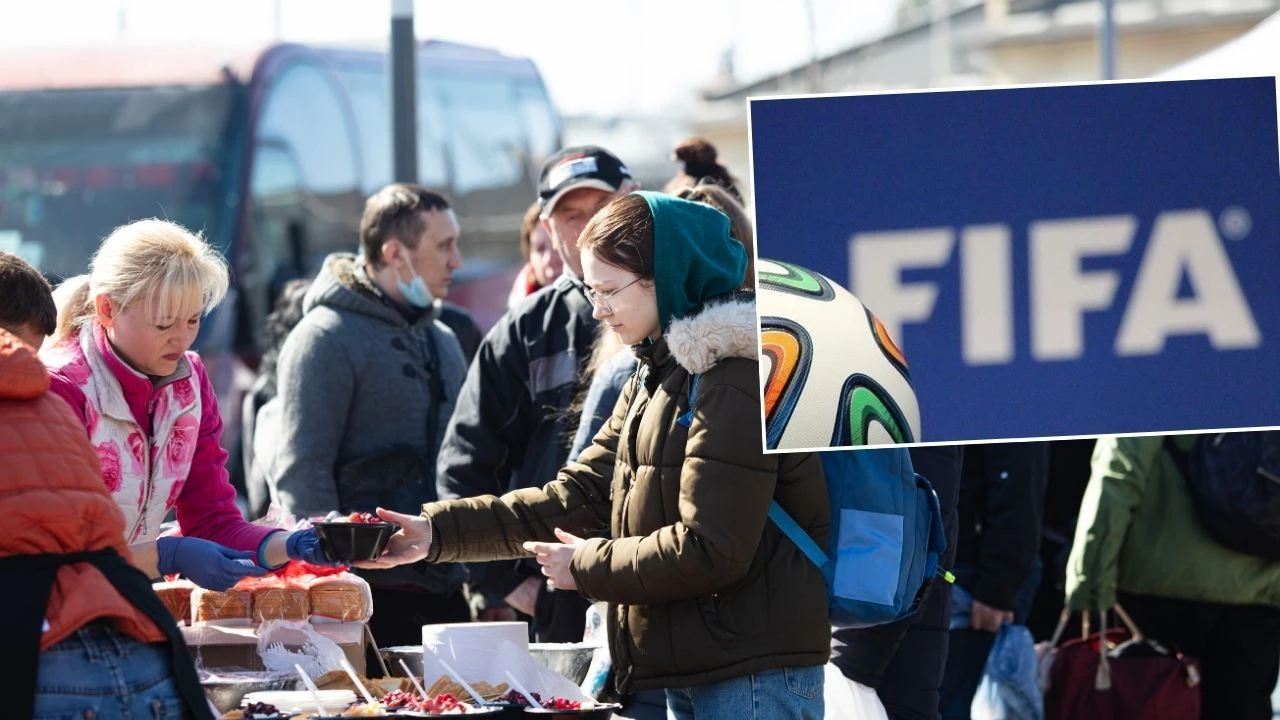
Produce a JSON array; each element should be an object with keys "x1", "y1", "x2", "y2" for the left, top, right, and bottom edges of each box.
[
  {"x1": 677, "y1": 373, "x2": 702, "y2": 428},
  {"x1": 768, "y1": 501, "x2": 831, "y2": 573},
  {"x1": 679, "y1": 372, "x2": 830, "y2": 573}
]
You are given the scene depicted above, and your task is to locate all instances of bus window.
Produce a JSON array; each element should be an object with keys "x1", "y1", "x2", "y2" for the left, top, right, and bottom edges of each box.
[
  {"x1": 246, "y1": 141, "x2": 306, "y2": 334},
  {"x1": 515, "y1": 80, "x2": 560, "y2": 171},
  {"x1": 432, "y1": 74, "x2": 527, "y2": 197},
  {"x1": 0, "y1": 86, "x2": 234, "y2": 284},
  {"x1": 337, "y1": 65, "x2": 394, "y2": 195},
  {"x1": 246, "y1": 61, "x2": 362, "y2": 353},
  {"x1": 415, "y1": 73, "x2": 451, "y2": 191},
  {"x1": 257, "y1": 62, "x2": 361, "y2": 198}
]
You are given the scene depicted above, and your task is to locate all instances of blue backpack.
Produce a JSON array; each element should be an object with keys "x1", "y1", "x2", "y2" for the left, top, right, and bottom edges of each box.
[{"x1": 681, "y1": 374, "x2": 951, "y2": 629}]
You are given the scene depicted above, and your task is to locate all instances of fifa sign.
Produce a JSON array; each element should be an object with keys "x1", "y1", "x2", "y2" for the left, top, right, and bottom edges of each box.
[{"x1": 849, "y1": 208, "x2": 1261, "y2": 366}]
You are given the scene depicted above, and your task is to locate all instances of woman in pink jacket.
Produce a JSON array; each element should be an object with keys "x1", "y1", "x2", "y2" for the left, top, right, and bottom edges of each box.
[{"x1": 42, "y1": 219, "x2": 333, "y2": 590}]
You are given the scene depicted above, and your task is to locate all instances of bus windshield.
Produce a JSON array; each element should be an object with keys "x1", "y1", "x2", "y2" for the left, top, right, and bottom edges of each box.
[{"x1": 0, "y1": 85, "x2": 236, "y2": 283}]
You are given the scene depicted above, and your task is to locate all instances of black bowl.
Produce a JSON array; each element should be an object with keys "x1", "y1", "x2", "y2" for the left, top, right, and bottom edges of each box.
[{"x1": 312, "y1": 521, "x2": 399, "y2": 562}]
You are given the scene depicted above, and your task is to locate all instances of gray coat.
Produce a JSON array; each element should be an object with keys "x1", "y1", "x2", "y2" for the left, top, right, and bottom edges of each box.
[{"x1": 261, "y1": 252, "x2": 467, "y2": 525}]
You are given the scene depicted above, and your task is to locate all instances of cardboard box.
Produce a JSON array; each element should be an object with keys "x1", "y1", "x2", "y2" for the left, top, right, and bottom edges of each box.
[{"x1": 182, "y1": 621, "x2": 367, "y2": 674}]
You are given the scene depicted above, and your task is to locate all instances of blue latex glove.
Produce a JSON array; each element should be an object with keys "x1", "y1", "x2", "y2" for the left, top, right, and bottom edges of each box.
[
  {"x1": 155, "y1": 536, "x2": 268, "y2": 591},
  {"x1": 286, "y1": 528, "x2": 342, "y2": 566}
]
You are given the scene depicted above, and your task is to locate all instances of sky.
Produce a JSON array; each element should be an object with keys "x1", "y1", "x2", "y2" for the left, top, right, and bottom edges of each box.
[{"x1": 0, "y1": 0, "x2": 900, "y2": 116}]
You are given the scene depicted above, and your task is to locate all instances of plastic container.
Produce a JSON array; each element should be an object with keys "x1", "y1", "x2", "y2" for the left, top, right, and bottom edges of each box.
[{"x1": 312, "y1": 522, "x2": 398, "y2": 562}]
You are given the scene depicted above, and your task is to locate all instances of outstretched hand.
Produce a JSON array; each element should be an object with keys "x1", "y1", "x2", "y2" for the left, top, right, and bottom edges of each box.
[
  {"x1": 352, "y1": 507, "x2": 432, "y2": 570},
  {"x1": 523, "y1": 528, "x2": 585, "y2": 592}
]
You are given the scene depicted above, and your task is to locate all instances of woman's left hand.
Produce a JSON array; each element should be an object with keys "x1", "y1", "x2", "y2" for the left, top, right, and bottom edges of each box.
[
  {"x1": 285, "y1": 528, "x2": 343, "y2": 566},
  {"x1": 523, "y1": 529, "x2": 584, "y2": 591}
]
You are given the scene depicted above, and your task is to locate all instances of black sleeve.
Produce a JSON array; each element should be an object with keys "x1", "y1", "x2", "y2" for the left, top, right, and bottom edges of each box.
[
  {"x1": 436, "y1": 315, "x2": 532, "y2": 502},
  {"x1": 435, "y1": 315, "x2": 536, "y2": 607},
  {"x1": 438, "y1": 303, "x2": 484, "y2": 367},
  {"x1": 972, "y1": 442, "x2": 1049, "y2": 611}
]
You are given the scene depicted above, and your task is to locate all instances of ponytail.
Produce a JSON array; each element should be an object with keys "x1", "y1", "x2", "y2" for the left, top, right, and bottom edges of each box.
[{"x1": 47, "y1": 274, "x2": 94, "y2": 350}]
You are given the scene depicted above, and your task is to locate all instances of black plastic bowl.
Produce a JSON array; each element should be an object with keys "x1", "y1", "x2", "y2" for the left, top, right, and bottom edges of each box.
[{"x1": 312, "y1": 521, "x2": 398, "y2": 562}]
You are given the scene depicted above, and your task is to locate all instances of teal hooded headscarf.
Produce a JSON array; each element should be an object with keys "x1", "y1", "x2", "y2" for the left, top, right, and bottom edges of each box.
[{"x1": 637, "y1": 191, "x2": 747, "y2": 333}]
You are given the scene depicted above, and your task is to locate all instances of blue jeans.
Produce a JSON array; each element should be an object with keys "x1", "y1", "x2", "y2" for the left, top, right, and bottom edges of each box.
[
  {"x1": 34, "y1": 621, "x2": 186, "y2": 720},
  {"x1": 665, "y1": 666, "x2": 824, "y2": 720}
]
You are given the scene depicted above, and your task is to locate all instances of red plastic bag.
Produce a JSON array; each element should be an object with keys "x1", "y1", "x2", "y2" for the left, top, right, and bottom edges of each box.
[{"x1": 276, "y1": 559, "x2": 350, "y2": 580}]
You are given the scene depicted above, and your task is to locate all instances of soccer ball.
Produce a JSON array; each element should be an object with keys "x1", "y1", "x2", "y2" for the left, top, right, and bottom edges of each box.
[{"x1": 757, "y1": 259, "x2": 922, "y2": 450}]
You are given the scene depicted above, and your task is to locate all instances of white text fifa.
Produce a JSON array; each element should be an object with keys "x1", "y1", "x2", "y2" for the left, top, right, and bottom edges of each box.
[{"x1": 849, "y1": 209, "x2": 1261, "y2": 366}]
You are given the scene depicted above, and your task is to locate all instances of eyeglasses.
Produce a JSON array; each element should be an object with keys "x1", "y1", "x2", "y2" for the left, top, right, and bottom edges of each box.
[{"x1": 584, "y1": 277, "x2": 642, "y2": 314}]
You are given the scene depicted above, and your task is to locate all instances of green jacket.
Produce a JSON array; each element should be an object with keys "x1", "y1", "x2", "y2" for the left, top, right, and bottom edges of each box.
[{"x1": 1065, "y1": 435, "x2": 1280, "y2": 612}]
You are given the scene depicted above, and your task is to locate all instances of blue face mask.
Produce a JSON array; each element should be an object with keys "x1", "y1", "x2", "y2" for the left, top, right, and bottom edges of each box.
[
  {"x1": 394, "y1": 259, "x2": 434, "y2": 309},
  {"x1": 397, "y1": 271, "x2": 433, "y2": 308}
]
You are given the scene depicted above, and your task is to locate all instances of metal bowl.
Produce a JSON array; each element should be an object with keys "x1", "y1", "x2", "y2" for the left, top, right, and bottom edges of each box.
[
  {"x1": 528, "y1": 643, "x2": 597, "y2": 686},
  {"x1": 201, "y1": 674, "x2": 300, "y2": 714},
  {"x1": 380, "y1": 645, "x2": 424, "y2": 678}
]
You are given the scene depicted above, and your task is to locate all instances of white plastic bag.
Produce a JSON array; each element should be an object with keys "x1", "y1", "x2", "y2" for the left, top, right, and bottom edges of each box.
[
  {"x1": 256, "y1": 619, "x2": 349, "y2": 679},
  {"x1": 578, "y1": 602, "x2": 612, "y2": 699},
  {"x1": 823, "y1": 662, "x2": 889, "y2": 720}
]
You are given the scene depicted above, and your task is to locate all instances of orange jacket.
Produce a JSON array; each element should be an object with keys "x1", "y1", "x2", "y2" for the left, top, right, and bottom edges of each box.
[{"x1": 0, "y1": 329, "x2": 164, "y2": 649}]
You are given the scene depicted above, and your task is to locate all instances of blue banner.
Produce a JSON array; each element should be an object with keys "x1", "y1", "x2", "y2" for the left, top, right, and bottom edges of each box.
[{"x1": 750, "y1": 77, "x2": 1280, "y2": 444}]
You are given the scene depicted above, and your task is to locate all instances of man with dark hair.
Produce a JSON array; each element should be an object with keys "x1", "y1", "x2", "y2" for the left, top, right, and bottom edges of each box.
[
  {"x1": 0, "y1": 251, "x2": 56, "y2": 350},
  {"x1": 261, "y1": 183, "x2": 471, "y2": 651},
  {"x1": 436, "y1": 146, "x2": 638, "y2": 641}
]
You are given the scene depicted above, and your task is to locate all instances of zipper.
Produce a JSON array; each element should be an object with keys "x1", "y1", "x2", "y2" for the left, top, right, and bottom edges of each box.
[
  {"x1": 126, "y1": 396, "x2": 159, "y2": 542},
  {"x1": 127, "y1": 436, "x2": 157, "y2": 542},
  {"x1": 618, "y1": 369, "x2": 648, "y2": 535}
]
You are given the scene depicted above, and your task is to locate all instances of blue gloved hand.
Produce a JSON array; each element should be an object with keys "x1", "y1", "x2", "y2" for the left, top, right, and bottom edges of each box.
[
  {"x1": 155, "y1": 536, "x2": 268, "y2": 591},
  {"x1": 286, "y1": 528, "x2": 342, "y2": 566}
]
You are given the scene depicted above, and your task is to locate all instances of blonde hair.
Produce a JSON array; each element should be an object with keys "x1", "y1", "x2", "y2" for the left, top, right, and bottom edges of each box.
[{"x1": 48, "y1": 218, "x2": 229, "y2": 349}]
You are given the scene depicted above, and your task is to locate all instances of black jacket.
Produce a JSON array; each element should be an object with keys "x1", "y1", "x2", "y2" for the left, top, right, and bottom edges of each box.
[
  {"x1": 955, "y1": 442, "x2": 1049, "y2": 611},
  {"x1": 435, "y1": 273, "x2": 598, "y2": 609},
  {"x1": 437, "y1": 302, "x2": 483, "y2": 367}
]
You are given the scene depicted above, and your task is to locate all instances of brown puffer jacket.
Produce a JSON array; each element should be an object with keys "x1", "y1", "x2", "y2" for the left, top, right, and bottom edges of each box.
[{"x1": 424, "y1": 294, "x2": 831, "y2": 692}]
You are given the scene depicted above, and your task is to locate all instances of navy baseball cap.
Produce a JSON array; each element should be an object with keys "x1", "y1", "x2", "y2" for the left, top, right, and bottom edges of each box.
[{"x1": 538, "y1": 145, "x2": 632, "y2": 218}]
